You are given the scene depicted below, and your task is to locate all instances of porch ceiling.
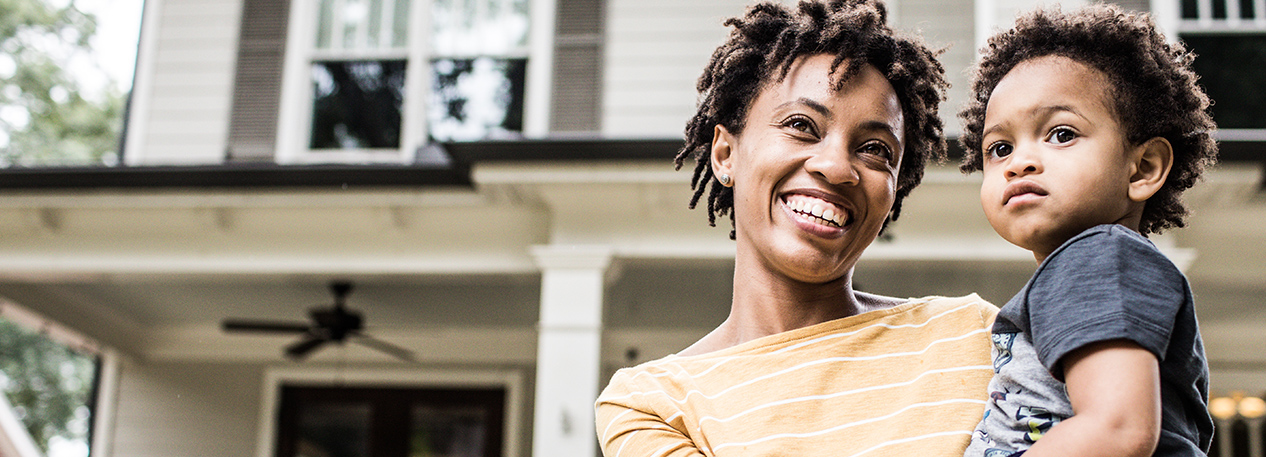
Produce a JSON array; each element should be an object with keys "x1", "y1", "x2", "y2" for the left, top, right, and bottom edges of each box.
[{"x1": 0, "y1": 160, "x2": 1261, "y2": 371}]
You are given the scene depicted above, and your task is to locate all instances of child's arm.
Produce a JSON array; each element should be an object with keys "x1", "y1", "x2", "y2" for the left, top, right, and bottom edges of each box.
[{"x1": 1022, "y1": 339, "x2": 1161, "y2": 457}]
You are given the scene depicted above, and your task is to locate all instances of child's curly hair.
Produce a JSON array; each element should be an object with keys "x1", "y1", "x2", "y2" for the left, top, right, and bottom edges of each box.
[
  {"x1": 959, "y1": 4, "x2": 1218, "y2": 235},
  {"x1": 673, "y1": 0, "x2": 950, "y2": 239}
]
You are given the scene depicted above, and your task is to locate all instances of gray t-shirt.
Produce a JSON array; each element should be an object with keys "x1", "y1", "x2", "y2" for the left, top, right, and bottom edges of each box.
[{"x1": 965, "y1": 224, "x2": 1213, "y2": 457}]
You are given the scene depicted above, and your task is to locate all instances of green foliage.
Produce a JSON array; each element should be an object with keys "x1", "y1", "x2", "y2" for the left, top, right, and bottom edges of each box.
[
  {"x1": 0, "y1": 317, "x2": 97, "y2": 455},
  {"x1": 0, "y1": 0, "x2": 124, "y2": 167}
]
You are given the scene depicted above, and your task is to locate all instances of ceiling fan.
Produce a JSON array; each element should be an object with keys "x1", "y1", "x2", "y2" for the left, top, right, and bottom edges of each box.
[{"x1": 221, "y1": 281, "x2": 416, "y2": 362}]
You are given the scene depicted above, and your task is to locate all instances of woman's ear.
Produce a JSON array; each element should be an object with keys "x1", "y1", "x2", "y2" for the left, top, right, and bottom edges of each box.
[
  {"x1": 710, "y1": 124, "x2": 736, "y2": 187},
  {"x1": 1128, "y1": 137, "x2": 1173, "y2": 203}
]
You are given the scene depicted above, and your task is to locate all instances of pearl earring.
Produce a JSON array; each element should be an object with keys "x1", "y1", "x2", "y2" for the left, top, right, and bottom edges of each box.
[{"x1": 718, "y1": 174, "x2": 731, "y2": 186}]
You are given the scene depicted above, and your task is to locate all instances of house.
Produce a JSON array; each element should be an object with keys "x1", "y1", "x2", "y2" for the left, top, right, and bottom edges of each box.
[{"x1": 0, "y1": 0, "x2": 1263, "y2": 456}]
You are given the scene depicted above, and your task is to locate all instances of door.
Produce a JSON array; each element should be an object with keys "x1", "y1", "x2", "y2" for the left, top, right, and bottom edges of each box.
[{"x1": 274, "y1": 385, "x2": 505, "y2": 457}]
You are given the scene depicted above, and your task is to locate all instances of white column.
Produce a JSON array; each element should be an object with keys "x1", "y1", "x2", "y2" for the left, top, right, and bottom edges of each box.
[{"x1": 531, "y1": 245, "x2": 612, "y2": 457}]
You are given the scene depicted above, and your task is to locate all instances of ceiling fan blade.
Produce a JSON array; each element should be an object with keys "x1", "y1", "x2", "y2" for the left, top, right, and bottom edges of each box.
[
  {"x1": 285, "y1": 334, "x2": 329, "y2": 360},
  {"x1": 222, "y1": 319, "x2": 311, "y2": 333},
  {"x1": 352, "y1": 334, "x2": 417, "y2": 363}
]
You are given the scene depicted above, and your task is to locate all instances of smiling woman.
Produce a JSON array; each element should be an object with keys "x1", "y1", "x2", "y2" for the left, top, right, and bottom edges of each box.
[{"x1": 594, "y1": 1, "x2": 1000, "y2": 456}]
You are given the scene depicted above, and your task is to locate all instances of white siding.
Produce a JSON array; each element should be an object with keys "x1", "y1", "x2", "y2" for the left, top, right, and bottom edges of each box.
[
  {"x1": 604, "y1": 0, "x2": 982, "y2": 138},
  {"x1": 602, "y1": 0, "x2": 751, "y2": 136},
  {"x1": 130, "y1": 0, "x2": 242, "y2": 165},
  {"x1": 110, "y1": 361, "x2": 263, "y2": 457},
  {"x1": 896, "y1": 0, "x2": 976, "y2": 136}
]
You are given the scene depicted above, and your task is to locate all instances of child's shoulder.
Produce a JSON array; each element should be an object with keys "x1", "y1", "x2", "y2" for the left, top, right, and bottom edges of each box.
[
  {"x1": 1049, "y1": 224, "x2": 1161, "y2": 261},
  {"x1": 1037, "y1": 224, "x2": 1184, "y2": 287}
]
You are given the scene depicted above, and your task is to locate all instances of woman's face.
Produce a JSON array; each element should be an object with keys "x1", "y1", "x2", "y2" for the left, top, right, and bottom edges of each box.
[{"x1": 711, "y1": 54, "x2": 904, "y2": 284}]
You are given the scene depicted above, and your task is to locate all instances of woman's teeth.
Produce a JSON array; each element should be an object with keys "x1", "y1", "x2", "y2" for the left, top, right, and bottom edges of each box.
[{"x1": 786, "y1": 197, "x2": 845, "y2": 227}]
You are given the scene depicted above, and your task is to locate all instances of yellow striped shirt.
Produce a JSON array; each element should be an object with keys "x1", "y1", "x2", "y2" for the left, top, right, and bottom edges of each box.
[{"x1": 596, "y1": 294, "x2": 998, "y2": 457}]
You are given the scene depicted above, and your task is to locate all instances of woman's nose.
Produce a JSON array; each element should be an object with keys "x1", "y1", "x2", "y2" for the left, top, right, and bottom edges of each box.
[{"x1": 803, "y1": 143, "x2": 860, "y2": 185}]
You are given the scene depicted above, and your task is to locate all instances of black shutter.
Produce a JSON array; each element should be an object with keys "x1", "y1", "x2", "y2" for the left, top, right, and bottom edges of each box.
[
  {"x1": 225, "y1": 0, "x2": 291, "y2": 162},
  {"x1": 550, "y1": 0, "x2": 604, "y2": 133}
]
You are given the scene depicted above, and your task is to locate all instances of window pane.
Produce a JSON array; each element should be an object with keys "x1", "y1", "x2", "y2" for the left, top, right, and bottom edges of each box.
[
  {"x1": 428, "y1": 57, "x2": 526, "y2": 142},
  {"x1": 411, "y1": 405, "x2": 488, "y2": 457},
  {"x1": 1182, "y1": 0, "x2": 1198, "y2": 18},
  {"x1": 310, "y1": 60, "x2": 407, "y2": 149},
  {"x1": 342, "y1": 0, "x2": 363, "y2": 48},
  {"x1": 1183, "y1": 34, "x2": 1266, "y2": 129},
  {"x1": 317, "y1": 0, "x2": 335, "y2": 49},
  {"x1": 393, "y1": 0, "x2": 410, "y2": 47},
  {"x1": 368, "y1": 0, "x2": 384, "y2": 48},
  {"x1": 316, "y1": 0, "x2": 409, "y2": 51},
  {"x1": 431, "y1": 0, "x2": 530, "y2": 55},
  {"x1": 296, "y1": 402, "x2": 371, "y2": 457}
]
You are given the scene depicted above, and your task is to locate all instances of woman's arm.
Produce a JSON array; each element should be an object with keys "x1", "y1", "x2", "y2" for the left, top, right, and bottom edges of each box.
[{"x1": 1021, "y1": 339, "x2": 1161, "y2": 457}]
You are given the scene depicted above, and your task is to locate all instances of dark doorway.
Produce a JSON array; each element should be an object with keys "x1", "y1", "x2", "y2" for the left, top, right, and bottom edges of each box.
[{"x1": 274, "y1": 385, "x2": 505, "y2": 457}]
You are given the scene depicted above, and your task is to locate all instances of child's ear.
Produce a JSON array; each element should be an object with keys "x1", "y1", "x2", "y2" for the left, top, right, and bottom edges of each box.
[
  {"x1": 710, "y1": 124, "x2": 736, "y2": 187},
  {"x1": 1128, "y1": 137, "x2": 1173, "y2": 203}
]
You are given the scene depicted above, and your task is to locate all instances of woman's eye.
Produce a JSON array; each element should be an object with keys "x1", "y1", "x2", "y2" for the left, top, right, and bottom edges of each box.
[
  {"x1": 1047, "y1": 127, "x2": 1077, "y2": 144},
  {"x1": 784, "y1": 117, "x2": 815, "y2": 134},
  {"x1": 859, "y1": 142, "x2": 892, "y2": 159},
  {"x1": 986, "y1": 142, "x2": 1013, "y2": 159}
]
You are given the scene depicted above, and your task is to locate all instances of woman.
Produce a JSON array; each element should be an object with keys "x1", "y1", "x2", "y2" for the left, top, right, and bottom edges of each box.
[{"x1": 595, "y1": 1, "x2": 997, "y2": 456}]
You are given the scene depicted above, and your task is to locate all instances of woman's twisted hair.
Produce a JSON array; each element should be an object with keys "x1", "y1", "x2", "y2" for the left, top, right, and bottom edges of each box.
[
  {"x1": 673, "y1": 0, "x2": 950, "y2": 239},
  {"x1": 958, "y1": 4, "x2": 1217, "y2": 235}
]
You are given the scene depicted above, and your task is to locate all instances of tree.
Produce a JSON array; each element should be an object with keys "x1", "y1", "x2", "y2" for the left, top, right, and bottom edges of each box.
[
  {"x1": 0, "y1": 0, "x2": 124, "y2": 167},
  {"x1": 0, "y1": 316, "x2": 97, "y2": 456}
]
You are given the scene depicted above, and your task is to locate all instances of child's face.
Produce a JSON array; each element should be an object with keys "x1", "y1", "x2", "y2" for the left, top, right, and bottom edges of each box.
[{"x1": 978, "y1": 55, "x2": 1144, "y2": 262}]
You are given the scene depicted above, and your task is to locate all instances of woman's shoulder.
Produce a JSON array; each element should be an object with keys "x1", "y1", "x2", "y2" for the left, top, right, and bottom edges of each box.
[
  {"x1": 913, "y1": 293, "x2": 999, "y2": 313},
  {"x1": 851, "y1": 292, "x2": 998, "y2": 323},
  {"x1": 598, "y1": 353, "x2": 701, "y2": 407},
  {"x1": 901, "y1": 293, "x2": 1000, "y2": 328}
]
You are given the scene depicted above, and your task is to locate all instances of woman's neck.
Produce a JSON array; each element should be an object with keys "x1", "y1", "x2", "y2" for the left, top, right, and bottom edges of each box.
[
  {"x1": 678, "y1": 259, "x2": 903, "y2": 357},
  {"x1": 729, "y1": 266, "x2": 862, "y2": 334}
]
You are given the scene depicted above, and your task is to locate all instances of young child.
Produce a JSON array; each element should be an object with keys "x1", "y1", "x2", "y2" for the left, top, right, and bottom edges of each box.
[{"x1": 958, "y1": 5, "x2": 1218, "y2": 457}]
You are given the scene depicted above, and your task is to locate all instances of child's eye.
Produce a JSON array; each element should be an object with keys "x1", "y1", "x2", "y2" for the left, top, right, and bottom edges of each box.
[
  {"x1": 986, "y1": 142, "x2": 1013, "y2": 159},
  {"x1": 1046, "y1": 127, "x2": 1077, "y2": 145}
]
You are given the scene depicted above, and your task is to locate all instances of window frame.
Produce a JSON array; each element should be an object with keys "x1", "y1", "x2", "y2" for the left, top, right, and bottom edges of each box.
[{"x1": 274, "y1": 0, "x2": 555, "y2": 165}]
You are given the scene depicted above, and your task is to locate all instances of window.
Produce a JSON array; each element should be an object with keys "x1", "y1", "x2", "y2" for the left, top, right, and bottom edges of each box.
[
  {"x1": 428, "y1": 0, "x2": 530, "y2": 142},
  {"x1": 277, "y1": 0, "x2": 534, "y2": 164},
  {"x1": 1175, "y1": 0, "x2": 1266, "y2": 131},
  {"x1": 274, "y1": 385, "x2": 505, "y2": 457},
  {"x1": 1181, "y1": 34, "x2": 1266, "y2": 130}
]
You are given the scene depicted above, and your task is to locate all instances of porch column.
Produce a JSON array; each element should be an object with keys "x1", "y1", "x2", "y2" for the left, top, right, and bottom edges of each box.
[{"x1": 531, "y1": 245, "x2": 611, "y2": 457}]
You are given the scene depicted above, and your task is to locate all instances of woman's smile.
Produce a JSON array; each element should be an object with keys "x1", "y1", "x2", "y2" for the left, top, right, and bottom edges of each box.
[{"x1": 780, "y1": 192, "x2": 851, "y2": 237}]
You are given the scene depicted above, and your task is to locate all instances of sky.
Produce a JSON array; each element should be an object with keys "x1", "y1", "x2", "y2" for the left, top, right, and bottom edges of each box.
[{"x1": 77, "y1": 0, "x2": 144, "y2": 95}]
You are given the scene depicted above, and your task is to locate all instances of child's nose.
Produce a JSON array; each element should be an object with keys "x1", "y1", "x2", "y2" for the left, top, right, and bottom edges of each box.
[{"x1": 1004, "y1": 146, "x2": 1042, "y2": 178}]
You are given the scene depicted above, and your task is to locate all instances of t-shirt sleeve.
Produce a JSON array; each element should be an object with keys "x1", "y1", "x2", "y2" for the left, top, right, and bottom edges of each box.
[
  {"x1": 1026, "y1": 227, "x2": 1186, "y2": 380},
  {"x1": 595, "y1": 370, "x2": 707, "y2": 457}
]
